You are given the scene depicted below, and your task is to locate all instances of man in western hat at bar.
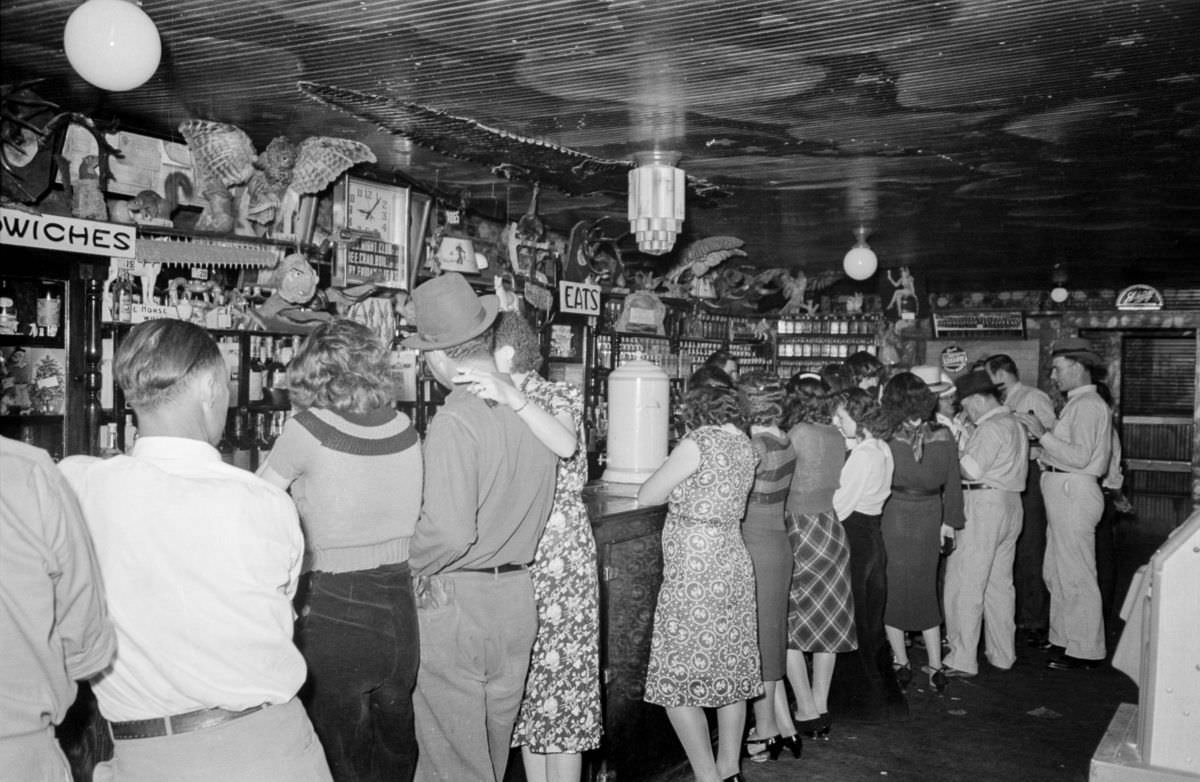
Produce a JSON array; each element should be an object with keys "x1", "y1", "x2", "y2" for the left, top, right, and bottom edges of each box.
[
  {"x1": 1014, "y1": 337, "x2": 1112, "y2": 671},
  {"x1": 404, "y1": 273, "x2": 557, "y2": 782},
  {"x1": 942, "y1": 370, "x2": 1028, "y2": 678}
]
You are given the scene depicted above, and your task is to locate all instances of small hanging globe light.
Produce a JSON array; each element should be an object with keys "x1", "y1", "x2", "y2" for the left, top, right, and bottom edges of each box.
[{"x1": 843, "y1": 225, "x2": 878, "y2": 280}]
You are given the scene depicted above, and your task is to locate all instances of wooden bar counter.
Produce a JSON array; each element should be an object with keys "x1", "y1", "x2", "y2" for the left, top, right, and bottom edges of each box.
[{"x1": 581, "y1": 481, "x2": 683, "y2": 782}]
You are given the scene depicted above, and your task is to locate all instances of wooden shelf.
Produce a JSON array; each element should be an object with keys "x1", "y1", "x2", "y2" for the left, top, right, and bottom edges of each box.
[
  {"x1": 0, "y1": 334, "x2": 64, "y2": 349},
  {"x1": 0, "y1": 413, "x2": 64, "y2": 424}
]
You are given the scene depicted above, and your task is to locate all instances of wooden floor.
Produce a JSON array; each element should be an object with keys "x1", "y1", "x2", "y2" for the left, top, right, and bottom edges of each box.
[{"x1": 649, "y1": 527, "x2": 1162, "y2": 782}]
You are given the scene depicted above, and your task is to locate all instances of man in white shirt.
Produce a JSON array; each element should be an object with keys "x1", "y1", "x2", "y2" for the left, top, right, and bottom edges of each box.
[
  {"x1": 1, "y1": 436, "x2": 116, "y2": 782},
  {"x1": 984, "y1": 354, "x2": 1056, "y2": 648},
  {"x1": 942, "y1": 371, "x2": 1028, "y2": 678},
  {"x1": 59, "y1": 319, "x2": 332, "y2": 782},
  {"x1": 1014, "y1": 338, "x2": 1112, "y2": 671}
]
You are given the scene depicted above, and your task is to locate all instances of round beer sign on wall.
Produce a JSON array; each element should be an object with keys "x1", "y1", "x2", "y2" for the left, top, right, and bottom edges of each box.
[{"x1": 941, "y1": 345, "x2": 969, "y2": 373}]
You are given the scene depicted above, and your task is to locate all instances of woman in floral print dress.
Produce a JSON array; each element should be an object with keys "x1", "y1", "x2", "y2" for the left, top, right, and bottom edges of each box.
[
  {"x1": 463, "y1": 312, "x2": 601, "y2": 782},
  {"x1": 639, "y1": 384, "x2": 761, "y2": 782}
]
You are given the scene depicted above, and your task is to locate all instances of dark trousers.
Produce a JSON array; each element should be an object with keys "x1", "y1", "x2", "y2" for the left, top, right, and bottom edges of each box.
[
  {"x1": 1014, "y1": 462, "x2": 1049, "y2": 631},
  {"x1": 829, "y1": 512, "x2": 908, "y2": 722},
  {"x1": 1096, "y1": 490, "x2": 1119, "y2": 623},
  {"x1": 296, "y1": 562, "x2": 419, "y2": 782}
]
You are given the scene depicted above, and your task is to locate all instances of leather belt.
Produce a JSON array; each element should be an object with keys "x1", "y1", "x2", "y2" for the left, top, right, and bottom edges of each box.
[
  {"x1": 456, "y1": 563, "x2": 527, "y2": 575},
  {"x1": 890, "y1": 486, "x2": 940, "y2": 497},
  {"x1": 1042, "y1": 464, "x2": 1096, "y2": 476},
  {"x1": 961, "y1": 481, "x2": 993, "y2": 491},
  {"x1": 109, "y1": 704, "x2": 267, "y2": 740}
]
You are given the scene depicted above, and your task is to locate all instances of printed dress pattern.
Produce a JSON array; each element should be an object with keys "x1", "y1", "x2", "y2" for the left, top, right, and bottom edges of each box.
[
  {"x1": 644, "y1": 426, "x2": 763, "y2": 708},
  {"x1": 511, "y1": 375, "x2": 602, "y2": 753}
]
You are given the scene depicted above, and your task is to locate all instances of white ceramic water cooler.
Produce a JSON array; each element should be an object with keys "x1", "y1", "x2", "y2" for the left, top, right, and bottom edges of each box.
[{"x1": 602, "y1": 359, "x2": 669, "y2": 484}]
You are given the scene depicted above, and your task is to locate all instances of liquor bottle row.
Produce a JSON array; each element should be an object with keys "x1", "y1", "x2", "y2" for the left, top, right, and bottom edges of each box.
[
  {"x1": 98, "y1": 408, "x2": 292, "y2": 470},
  {"x1": 776, "y1": 340, "x2": 878, "y2": 359},
  {"x1": 777, "y1": 315, "x2": 879, "y2": 335},
  {"x1": 0, "y1": 277, "x2": 64, "y2": 338},
  {"x1": 215, "y1": 334, "x2": 304, "y2": 408},
  {"x1": 218, "y1": 409, "x2": 293, "y2": 470},
  {"x1": 679, "y1": 311, "x2": 732, "y2": 341}
]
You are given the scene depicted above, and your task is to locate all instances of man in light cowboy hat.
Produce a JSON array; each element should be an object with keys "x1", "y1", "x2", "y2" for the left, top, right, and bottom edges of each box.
[
  {"x1": 910, "y1": 365, "x2": 968, "y2": 447},
  {"x1": 404, "y1": 273, "x2": 558, "y2": 782},
  {"x1": 1014, "y1": 337, "x2": 1112, "y2": 671},
  {"x1": 941, "y1": 370, "x2": 1028, "y2": 678}
]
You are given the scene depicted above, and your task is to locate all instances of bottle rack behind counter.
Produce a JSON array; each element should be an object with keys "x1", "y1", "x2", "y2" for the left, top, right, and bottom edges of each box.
[{"x1": 101, "y1": 323, "x2": 305, "y2": 469}]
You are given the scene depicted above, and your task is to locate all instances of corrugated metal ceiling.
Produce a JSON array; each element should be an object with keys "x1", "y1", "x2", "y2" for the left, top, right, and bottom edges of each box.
[{"x1": 3, "y1": 0, "x2": 1199, "y2": 291}]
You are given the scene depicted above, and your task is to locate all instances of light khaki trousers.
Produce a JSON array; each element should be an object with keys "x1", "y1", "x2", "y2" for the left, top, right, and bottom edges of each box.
[
  {"x1": 944, "y1": 489, "x2": 1023, "y2": 674},
  {"x1": 1041, "y1": 472, "x2": 1106, "y2": 660},
  {"x1": 413, "y1": 570, "x2": 537, "y2": 782}
]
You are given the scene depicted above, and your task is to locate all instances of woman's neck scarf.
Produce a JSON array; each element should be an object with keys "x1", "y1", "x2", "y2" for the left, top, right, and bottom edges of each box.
[{"x1": 894, "y1": 419, "x2": 932, "y2": 462}]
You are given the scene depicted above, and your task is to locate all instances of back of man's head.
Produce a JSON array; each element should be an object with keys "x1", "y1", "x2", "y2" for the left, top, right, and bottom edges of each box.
[
  {"x1": 984, "y1": 354, "x2": 1019, "y2": 380},
  {"x1": 115, "y1": 320, "x2": 225, "y2": 413}
]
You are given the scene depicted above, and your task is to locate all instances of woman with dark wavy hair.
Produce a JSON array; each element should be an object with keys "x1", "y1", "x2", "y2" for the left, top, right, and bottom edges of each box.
[
  {"x1": 736, "y1": 371, "x2": 799, "y2": 763},
  {"x1": 639, "y1": 385, "x2": 760, "y2": 782},
  {"x1": 774, "y1": 373, "x2": 861, "y2": 743},
  {"x1": 878, "y1": 371, "x2": 965, "y2": 694},
  {"x1": 258, "y1": 318, "x2": 422, "y2": 782}
]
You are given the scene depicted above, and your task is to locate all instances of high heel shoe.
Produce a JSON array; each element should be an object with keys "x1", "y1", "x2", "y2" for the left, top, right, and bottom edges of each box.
[
  {"x1": 722, "y1": 775, "x2": 745, "y2": 782},
  {"x1": 893, "y1": 661, "x2": 913, "y2": 688},
  {"x1": 795, "y1": 712, "x2": 831, "y2": 740},
  {"x1": 777, "y1": 732, "x2": 804, "y2": 758},
  {"x1": 923, "y1": 664, "x2": 948, "y2": 693},
  {"x1": 743, "y1": 732, "x2": 783, "y2": 762}
]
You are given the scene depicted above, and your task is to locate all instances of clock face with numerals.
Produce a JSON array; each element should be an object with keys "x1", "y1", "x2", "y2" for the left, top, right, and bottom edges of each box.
[{"x1": 345, "y1": 177, "x2": 398, "y2": 239}]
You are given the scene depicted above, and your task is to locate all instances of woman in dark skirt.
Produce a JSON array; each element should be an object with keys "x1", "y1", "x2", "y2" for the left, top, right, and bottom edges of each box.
[
  {"x1": 878, "y1": 372, "x2": 965, "y2": 693},
  {"x1": 736, "y1": 371, "x2": 799, "y2": 762},
  {"x1": 827, "y1": 388, "x2": 908, "y2": 723}
]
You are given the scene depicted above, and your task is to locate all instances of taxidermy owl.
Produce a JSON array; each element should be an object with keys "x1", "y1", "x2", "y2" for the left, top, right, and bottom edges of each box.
[{"x1": 179, "y1": 120, "x2": 375, "y2": 238}]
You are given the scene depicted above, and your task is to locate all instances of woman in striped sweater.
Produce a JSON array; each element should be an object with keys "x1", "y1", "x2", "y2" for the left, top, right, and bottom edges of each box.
[{"x1": 736, "y1": 371, "x2": 801, "y2": 762}]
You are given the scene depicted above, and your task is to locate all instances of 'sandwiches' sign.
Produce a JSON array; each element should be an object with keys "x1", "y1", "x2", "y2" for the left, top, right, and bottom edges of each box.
[{"x1": 0, "y1": 208, "x2": 135, "y2": 258}]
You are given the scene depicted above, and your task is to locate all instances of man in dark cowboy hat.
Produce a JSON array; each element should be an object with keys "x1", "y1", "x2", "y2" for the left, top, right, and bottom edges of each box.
[
  {"x1": 404, "y1": 273, "x2": 557, "y2": 782},
  {"x1": 1014, "y1": 337, "x2": 1112, "y2": 671},
  {"x1": 942, "y1": 370, "x2": 1028, "y2": 678}
]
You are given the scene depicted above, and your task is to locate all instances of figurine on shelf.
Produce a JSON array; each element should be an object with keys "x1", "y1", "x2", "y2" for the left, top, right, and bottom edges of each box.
[
  {"x1": 245, "y1": 253, "x2": 377, "y2": 333},
  {"x1": 70, "y1": 155, "x2": 108, "y2": 221},
  {"x1": 245, "y1": 136, "x2": 297, "y2": 233},
  {"x1": 886, "y1": 266, "x2": 919, "y2": 320}
]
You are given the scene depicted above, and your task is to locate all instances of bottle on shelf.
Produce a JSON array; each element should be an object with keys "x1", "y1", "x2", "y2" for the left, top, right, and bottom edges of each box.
[
  {"x1": 110, "y1": 270, "x2": 134, "y2": 324},
  {"x1": 231, "y1": 409, "x2": 253, "y2": 471},
  {"x1": 254, "y1": 411, "x2": 275, "y2": 459},
  {"x1": 0, "y1": 278, "x2": 17, "y2": 335},
  {"x1": 36, "y1": 280, "x2": 62, "y2": 338},
  {"x1": 217, "y1": 336, "x2": 240, "y2": 407},
  {"x1": 247, "y1": 336, "x2": 265, "y2": 403},
  {"x1": 122, "y1": 413, "x2": 137, "y2": 454}
]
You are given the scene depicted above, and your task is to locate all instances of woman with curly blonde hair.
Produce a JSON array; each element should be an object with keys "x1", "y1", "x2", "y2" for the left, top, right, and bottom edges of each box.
[{"x1": 258, "y1": 318, "x2": 423, "y2": 782}]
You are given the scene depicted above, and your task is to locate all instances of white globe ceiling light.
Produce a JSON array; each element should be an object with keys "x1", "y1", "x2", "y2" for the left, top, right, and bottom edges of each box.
[
  {"x1": 64, "y1": 0, "x2": 162, "y2": 92},
  {"x1": 843, "y1": 225, "x2": 878, "y2": 280}
]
